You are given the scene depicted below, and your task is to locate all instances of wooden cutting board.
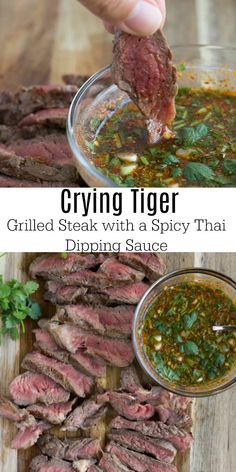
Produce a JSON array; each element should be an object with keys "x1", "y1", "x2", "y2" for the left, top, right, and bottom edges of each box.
[{"x1": 0, "y1": 253, "x2": 235, "y2": 472}]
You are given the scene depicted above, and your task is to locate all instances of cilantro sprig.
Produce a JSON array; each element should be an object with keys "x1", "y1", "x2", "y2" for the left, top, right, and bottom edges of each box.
[{"x1": 0, "y1": 277, "x2": 41, "y2": 342}]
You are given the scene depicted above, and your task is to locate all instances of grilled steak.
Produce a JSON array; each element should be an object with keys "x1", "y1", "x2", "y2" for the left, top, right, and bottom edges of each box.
[
  {"x1": 87, "y1": 467, "x2": 102, "y2": 472},
  {"x1": 110, "y1": 417, "x2": 193, "y2": 451},
  {"x1": 22, "y1": 351, "x2": 94, "y2": 397},
  {"x1": 98, "y1": 392, "x2": 155, "y2": 421},
  {"x1": 0, "y1": 85, "x2": 77, "y2": 126},
  {"x1": 0, "y1": 173, "x2": 76, "y2": 187},
  {"x1": 44, "y1": 281, "x2": 88, "y2": 304},
  {"x1": 99, "y1": 453, "x2": 134, "y2": 471},
  {"x1": 106, "y1": 442, "x2": 177, "y2": 472},
  {"x1": 54, "y1": 304, "x2": 134, "y2": 337},
  {"x1": 98, "y1": 257, "x2": 144, "y2": 283},
  {"x1": 34, "y1": 328, "x2": 106, "y2": 377},
  {"x1": 30, "y1": 254, "x2": 104, "y2": 279},
  {"x1": 9, "y1": 371, "x2": 70, "y2": 406},
  {"x1": 0, "y1": 395, "x2": 29, "y2": 422},
  {"x1": 156, "y1": 406, "x2": 193, "y2": 431},
  {"x1": 11, "y1": 421, "x2": 51, "y2": 449},
  {"x1": 30, "y1": 455, "x2": 74, "y2": 472},
  {"x1": 62, "y1": 398, "x2": 107, "y2": 432},
  {"x1": 112, "y1": 30, "x2": 177, "y2": 144},
  {"x1": 50, "y1": 270, "x2": 123, "y2": 289},
  {"x1": 73, "y1": 459, "x2": 97, "y2": 472},
  {"x1": 38, "y1": 434, "x2": 99, "y2": 460},
  {"x1": 48, "y1": 323, "x2": 134, "y2": 367},
  {"x1": 0, "y1": 134, "x2": 77, "y2": 183},
  {"x1": 27, "y1": 399, "x2": 76, "y2": 425},
  {"x1": 19, "y1": 108, "x2": 68, "y2": 129},
  {"x1": 98, "y1": 282, "x2": 149, "y2": 305},
  {"x1": 118, "y1": 253, "x2": 166, "y2": 283},
  {"x1": 108, "y1": 430, "x2": 177, "y2": 463},
  {"x1": 120, "y1": 365, "x2": 169, "y2": 404}
]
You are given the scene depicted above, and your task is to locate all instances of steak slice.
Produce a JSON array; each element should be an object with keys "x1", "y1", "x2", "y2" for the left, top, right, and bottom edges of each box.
[
  {"x1": 118, "y1": 253, "x2": 166, "y2": 283},
  {"x1": 54, "y1": 304, "x2": 134, "y2": 337},
  {"x1": 0, "y1": 173, "x2": 77, "y2": 188},
  {"x1": 48, "y1": 323, "x2": 134, "y2": 367},
  {"x1": 98, "y1": 392, "x2": 155, "y2": 421},
  {"x1": 0, "y1": 85, "x2": 78, "y2": 126},
  {"x1": 73, "y1": 460, "x2": 97, "y2": 472},
  {"x1": 11, "y1": 421, "x2": 51, "y2": 449},
  {"x1": 110, "y1": 417, "x2": 193, "y2": 451},
  {"x1": 62, "y1": 398, "x2": 107, "y2": 432},
  {"x1": 108, "y1": 430, "x2": 176, "y2": 463},
  {"x1": 19, "y1": 108, "x2": 68, "y2": 129},
  {"x1": 44, "y1": 281, "x2": 88, "y2": 304},
  {"x1": 99, "y1": 453, "x2": 134, "y2": 471},
  {"x1": 0, "y1": 134, "x2": 77, "y2": 183},
  {"x1": 87, "y1": 467, "x2": 103, "y2": 472},
  {"x1": 98, "y1": 257, "x2": 144, "y2": 283},
  {"x1": 112, "y1": 30, "x2": 177, "y2": 144},
  {"x1": 30, "y1": 253, "x2": 104, "y2": 279},
  {"x1": 38, "y1": 434, "x2": 99, "y2": 460},
  {"x1": 9, "y1": 371, "x2": 70, "y2": 406},
  {"x1": 106, "y1": 442, "x2": 177, "y2": 472},
  {"x1": 0, "y1": 395, "x2": 29, "y2": 422},
  {"x1": 98, "y1": 282, "x2": 149, "y2": 305},
  {"x1": 156, "y1": 406, "x2": 193, "y2": 431},
  {"x1": 30, "y1": 455, "x2": 74, "y2": 472},
  {"x1": 50, "y1": 270, "x2": 122, "y2": 289},
  {"x1": 22, "y1": 351, "x2": 94, "y2": 397},
  {"x1": 34, "y1": 328, "x2": 106, "y2": 377},
  {"x1": 26, "y1": 399, "x2": 76, "y2": 425}
]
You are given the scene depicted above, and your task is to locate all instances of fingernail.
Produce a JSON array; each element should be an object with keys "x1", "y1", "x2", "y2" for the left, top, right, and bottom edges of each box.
[{"x1": 122, "y1": 0, "x2": 163, "y2": 36}]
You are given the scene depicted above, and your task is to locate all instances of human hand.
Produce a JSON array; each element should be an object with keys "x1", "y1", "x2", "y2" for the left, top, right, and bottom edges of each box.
[{"x1": 78, "y1": 0, "x2": 166, "y2": 36}]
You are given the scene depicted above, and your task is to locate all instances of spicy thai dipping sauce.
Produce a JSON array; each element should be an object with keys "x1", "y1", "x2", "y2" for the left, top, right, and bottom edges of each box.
[
  {"x1": 142, "y1": 282, "x2": 236, "y2": 386},
  {"x1": 84, "y1": 87, "x2": 236, "y2": 187}
]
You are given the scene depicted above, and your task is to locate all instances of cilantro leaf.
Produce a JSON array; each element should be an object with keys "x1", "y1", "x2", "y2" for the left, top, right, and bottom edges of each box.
[
  {"x1": 179, "y1": 124, "x2": 209, "y2": 146},
  {"x1": 183, "y1": 312, "x2": 198, "y2": 329},
  {"x1": 183, "y1": 162, "x2": 215, "y2": 183},
  {"x1": 160, "y1": 154, "x2": 179, "y2": 168},
  {"x1": 223, "y1": 160, "x2": 236, "y2": 175},
  {"x1": 184, "y1": 340, "x2": 199, "y2": 355}
]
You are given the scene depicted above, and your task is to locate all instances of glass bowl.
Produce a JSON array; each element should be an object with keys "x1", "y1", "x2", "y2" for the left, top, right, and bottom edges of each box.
[
  {"x1": 132, "y1": 268, "x2": 236, "y2": 398},
  {"x1": 67, "y1": 45, "x2": 236, "y2": 187}
]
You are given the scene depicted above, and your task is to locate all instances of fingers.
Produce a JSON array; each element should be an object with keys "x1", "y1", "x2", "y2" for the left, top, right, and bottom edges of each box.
[{"x1": 79, "y1": 0, "x2": 166, "y2": 36}]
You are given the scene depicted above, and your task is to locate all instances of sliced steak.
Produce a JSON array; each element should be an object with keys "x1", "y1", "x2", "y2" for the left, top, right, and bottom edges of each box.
[
  {"x1": 118, "y1": 253, "x2": 166, "y2": 283},
  {"x1": 30, "y1": 455, "x2": 74, "y2": 472},
  {"x1": 98, "y1": 282, "x2": 149, "y2": 305},
  {"x1": 73, "y1": 460, "x2": 97, "y2": 472},
  {"x1": 54, "y1": 304, "x2": 134, "y2": 337},
  {"x1": 0, "y1": 134, "x2": 77, "y2": 183},
  {"x1": 62, "y1": 398, "x2": 107, "y2": 432},
  {"x1": 9, "y1": 371, "x2": 70, "y2": 406},
  {"x1": 22, "y1": 351, "x2": 94, "y2": 397},
  {"x1": 19, "y1": 108, "x2": 68, "y2": 129},
  {"x1": 38, "y1": 434, "x2": 99, "y2": 460},
  {"x1": 44, "y1": 281, "x2": 88, "y2": 304},
  {"x1": 112, "y1": 30, "x2": 177, "y2": 144},
  {"x1": 99, "y1": 453, "x2": 134, "y2": 472},
  {"x1": 120, "y1": 365, "x2": 170, "y2": 404},
  {"x1": 62, "y1": 74, "x2": 90, "y2": 87},
  {"x1": 30, "y1": 253, "x2": 104, "y2": 279},
  {"x1": 106, "y1": 442, "x2": 177, "y2": 472},
  {"x1": 50, "y1": 270, "x2": 122, "y2": 289},
  {"x1": 0, "y1": 85, "x2": 78, "y2": 126},
  {"x1": 48, "y1": 323, "x2": 134, "y2": 367},
  {"x1": 98, "y1": 257, "x2": 144, "y2": 283},
  {"x1": 108, "y1": 430, "x2": 176, "y2": 463},
  {"x1": 110, "y1": 417, "x2": 193, "y2": 451},
  {"x1": 34, "y1": 328, "x2": 106, "y2": 377},
  {"x1": 87, "y1": 467, "x2": 103, "y2": 472},
  {"x1": 0, "y1": 395, "x2": 29, "y2": 422},
  {"x1": 11, "y1": 421, "x2": 50, "y2": 449},
  {"x1": 98, "y1": 392, "x2": 155, "y2": 421},
  {"x1": 0, "y1": 173, "x2": 77, "y2": 188},
  {"x1": 156, "y1": 406, "x2": 193, "y2": 431},
  {"x1": 26, "y1": 399, "x2": 76, "y2": 425}
]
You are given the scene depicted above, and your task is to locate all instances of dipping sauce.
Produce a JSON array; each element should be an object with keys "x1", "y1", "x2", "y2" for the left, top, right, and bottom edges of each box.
[
  {"x1": 142, "y1": 282, "x2": 236, "y2": 386},
  {"x1": 85, "y1": 87, "x2": 236, "y2": 187}
]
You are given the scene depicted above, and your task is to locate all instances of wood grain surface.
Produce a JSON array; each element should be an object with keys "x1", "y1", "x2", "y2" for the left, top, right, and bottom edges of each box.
[{"x1": 0, "y1": 253, "x2": 235, "y2": 472}]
